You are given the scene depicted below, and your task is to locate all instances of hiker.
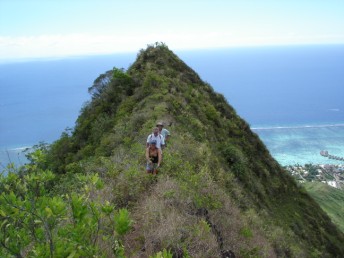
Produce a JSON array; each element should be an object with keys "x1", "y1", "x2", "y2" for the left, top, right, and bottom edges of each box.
[
  {"x1": 156, "y1": 122, "x2": 170, "y2": 147},
  {"x1": 146, "y1": 127, "x2": 165, "y2": 149},
  {"x1": 146, "y1": 140, "x2": 162, "y2": 174}
]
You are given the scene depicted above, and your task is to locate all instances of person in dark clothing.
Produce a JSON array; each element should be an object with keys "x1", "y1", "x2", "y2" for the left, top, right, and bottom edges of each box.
[{"x1": 145, "y1": 140, "x2": 162, "y2": 174}]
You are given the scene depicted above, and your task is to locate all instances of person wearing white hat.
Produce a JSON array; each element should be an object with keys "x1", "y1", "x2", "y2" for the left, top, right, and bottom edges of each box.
[{"x1": 156, "y1": 122, "x2": 170, "y2": 147}]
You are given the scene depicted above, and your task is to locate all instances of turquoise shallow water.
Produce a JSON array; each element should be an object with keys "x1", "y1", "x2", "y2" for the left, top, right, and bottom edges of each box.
[{"x1": 253, "y1": 123, "x2": 344, "y2": 166}]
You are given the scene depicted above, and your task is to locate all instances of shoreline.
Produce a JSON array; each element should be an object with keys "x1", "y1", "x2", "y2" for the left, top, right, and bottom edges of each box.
[
  {"x1": 0, "y1": 147, "x2": 31, "y2": 168},
  {"x1": 284, "y1": 163, "x2": 344, "y2": 189}
]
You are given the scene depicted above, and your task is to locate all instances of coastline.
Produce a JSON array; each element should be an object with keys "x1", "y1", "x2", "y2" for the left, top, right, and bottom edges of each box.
[
  {"x1": 0, "y1": 146, "x2": 30, "y2": 168},
  {"x1": 285, "y1": 163, "x2": 344, "y2": 189}
]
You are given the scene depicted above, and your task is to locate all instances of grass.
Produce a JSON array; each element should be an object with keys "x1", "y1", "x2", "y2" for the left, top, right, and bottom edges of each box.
[{"x1": 304, "y1": 182, "x2": 344, "y2": 233}]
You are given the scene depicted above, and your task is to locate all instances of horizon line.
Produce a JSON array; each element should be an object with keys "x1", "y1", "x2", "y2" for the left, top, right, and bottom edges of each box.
[
  {"x1": 251, "y1": 123, "x2": 344, "y2": 131},
  {"x1": 1, "y1": 42, "x2": 344, "y2": 65}
]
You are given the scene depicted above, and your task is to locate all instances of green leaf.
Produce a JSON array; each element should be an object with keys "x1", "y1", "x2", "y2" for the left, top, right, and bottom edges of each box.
[
  {"x1": 0, "y1": 209, "x2": 6, "y2": 217},
  {"x1": 101, "y1": 201, "x2": 115, "y2": 216},
  {"x1": 45, "y1": 207, "x2": 53, "y2": 218},
  {"x1": 70, "y1": 193, "x2": 88, "y2": 222},
  {"x1": 0, "y1": 219, "x2": 8, "y2": 229},
  {"x1": 150, "y1": 249, "x2": 173, "y2": 258},
  {"x1": 67, "y1": 250, "x2": 77, "y2": 258}
]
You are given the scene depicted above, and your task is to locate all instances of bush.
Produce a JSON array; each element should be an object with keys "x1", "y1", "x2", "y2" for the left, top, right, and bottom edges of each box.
[{"x1": 114, "y1": 208, "x2": 133, "y2": 236}]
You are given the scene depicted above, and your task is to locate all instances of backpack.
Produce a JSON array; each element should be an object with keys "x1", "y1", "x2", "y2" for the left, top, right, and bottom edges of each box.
[
  {"x1": 148, "y1": 134, "x2": 164, "y2": 148},
  {"x1": 149, "y1": 134, "x2": 162, "y2": 141}
]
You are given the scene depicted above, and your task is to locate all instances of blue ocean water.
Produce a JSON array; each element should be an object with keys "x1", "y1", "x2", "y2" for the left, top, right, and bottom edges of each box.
[
  {"x1": 179, "y1": 45, "x2": 344, "y2": 166},
  {"x1": 0, "y1": 53, "x2": 134, "y2": 167},
  {"x1": 1, "y1": 45, "x2": 344, "y2": 167}
]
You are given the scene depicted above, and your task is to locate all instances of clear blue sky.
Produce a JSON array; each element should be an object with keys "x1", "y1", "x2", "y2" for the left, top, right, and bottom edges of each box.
[{"x1": 1, "y1": 0, "x2": 344, "y2": 61}]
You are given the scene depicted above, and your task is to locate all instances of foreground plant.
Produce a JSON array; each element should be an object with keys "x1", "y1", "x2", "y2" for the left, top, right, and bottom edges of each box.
[{"x1": 0, "y1": 152, "x2": 132, "y2": 257}]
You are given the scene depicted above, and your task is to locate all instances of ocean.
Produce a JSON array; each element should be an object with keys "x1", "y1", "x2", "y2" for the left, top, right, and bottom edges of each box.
[{"x1": 1, "y1": 45, "x2": 344, "y2": 167}]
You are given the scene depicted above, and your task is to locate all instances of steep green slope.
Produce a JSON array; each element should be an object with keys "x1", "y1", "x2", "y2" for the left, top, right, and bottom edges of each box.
[
  {"x1": 2, "y1": 43, "x2": 344, "y2": 257},
  {"x1": 304, "y1": 182, "x2": 344, "y2": 233},
  {"x1": 44, "y1": 43, "x2": 344, "y2": 257}
]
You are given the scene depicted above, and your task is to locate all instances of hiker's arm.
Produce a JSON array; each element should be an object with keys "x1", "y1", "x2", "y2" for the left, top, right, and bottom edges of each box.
[
  {"x1": 165, "y1": 129, "x2": 171, "y2": 141},
  {"x1": 161, "y1": 135, "x2": 165, "y2": 149},
  {"x1": 146, "y1": 148, "x2": 151, "y2": 163},
  {"x1": 146, "y1": 136, "x2": 150, "y2": 148},
  {"x1": 158, "y1": 149, "x2": 162, "y2": 167}
]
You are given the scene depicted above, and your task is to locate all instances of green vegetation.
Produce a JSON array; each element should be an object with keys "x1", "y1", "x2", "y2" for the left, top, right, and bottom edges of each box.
[
  {"x1": 1, "y1": 42, "x2": 344, "y2": 257},
  {"x1": 0, "y1": 151, "x2": 132, "y2": 257},
  {"x1": 304, "y1": 182, "x2": 344, "y2": 233}
]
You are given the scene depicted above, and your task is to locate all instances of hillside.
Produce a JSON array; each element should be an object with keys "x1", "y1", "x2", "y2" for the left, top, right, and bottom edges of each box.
[
  {"x1": 304, "y1": 182, "x2": 344, "y2": 233},
  {"x1": 1, "y1": 43, "x2": 344, "y2": 257}
]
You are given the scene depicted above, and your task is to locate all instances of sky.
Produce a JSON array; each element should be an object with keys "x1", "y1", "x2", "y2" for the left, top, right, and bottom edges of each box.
[{"x1": 1, "y1": 0, "x2": 344, "y2": 61}]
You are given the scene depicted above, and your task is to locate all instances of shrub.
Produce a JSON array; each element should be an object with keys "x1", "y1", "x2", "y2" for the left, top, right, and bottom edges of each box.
[
  {"x1": 150, "y1": 249, "x2": 173, "y2": 258},
  {"x1": 114, "y1": 208, "x2": 133, "y2": 236}
]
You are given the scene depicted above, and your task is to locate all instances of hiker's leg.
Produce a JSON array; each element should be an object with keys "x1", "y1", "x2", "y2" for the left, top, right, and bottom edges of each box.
[
  {"x1": 152, "y1": 163, "x2": 159, "y2": 175},
  {"x1": 146, "y1": 162, "x2": 153, "y2": 174}
]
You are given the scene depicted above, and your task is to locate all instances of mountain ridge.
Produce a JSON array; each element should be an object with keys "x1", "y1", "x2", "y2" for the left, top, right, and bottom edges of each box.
[
  {"x1": 49, "y1": 43, "x2": 344, "y2": 256},
  {"x1": 2, "y1": 43, "x2": 344, "y2": 257}
]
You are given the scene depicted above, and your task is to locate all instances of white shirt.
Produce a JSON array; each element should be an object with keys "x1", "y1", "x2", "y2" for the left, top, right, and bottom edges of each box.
[{"x1": 147, "y1": 133, "x2": 165, "y2": 149}]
